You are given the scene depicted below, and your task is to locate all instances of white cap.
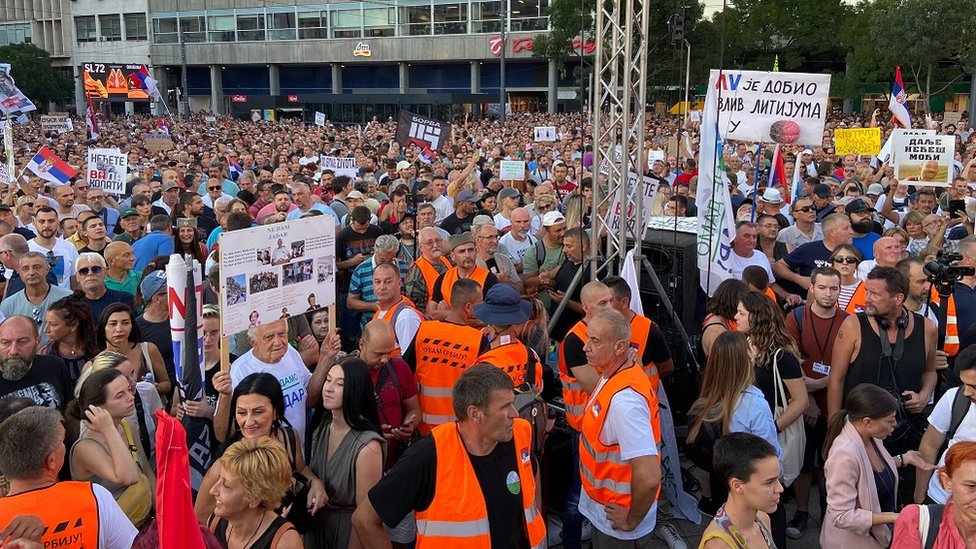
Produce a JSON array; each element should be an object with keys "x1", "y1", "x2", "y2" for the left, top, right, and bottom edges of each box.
[
  {"x1": 760, "y1": 188, "x2": 784, "y2": 204},
  {"x1": 542, "y1": 211, "x2": 567, "y2": 227}
]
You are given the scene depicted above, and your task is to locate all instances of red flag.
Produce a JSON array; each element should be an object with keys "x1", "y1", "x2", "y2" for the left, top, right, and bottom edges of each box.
[{"x1": 155, "y1": 411, "x2": 206, "y2": 549}]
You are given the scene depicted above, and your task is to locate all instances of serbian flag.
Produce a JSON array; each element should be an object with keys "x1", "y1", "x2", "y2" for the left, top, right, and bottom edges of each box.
[
  {"x1": 26, "y1": 146, "x2": 77, "y2": 185},
  {"x1": 228, "y1": 158, "x2": 243, "y2": 180},
  {"x1": 130, "y1": 66, "x2": 161, "y2": 100},
  {"x1": 86, "y1": 94, "x2": 99, "y2": 141},
  {"x1": 157, "y1": 118, "x2": 171, "y2": 134},
  {"x1": 768, "y1": 145, "x2": 789, "y2": 202},
  {"x1": 154, "y1": 411, "x2": 206, "y2": 549},
  {"x1": 419, "y1": 146, "x2": 437, "y2": 165},
  {"x1": 888, "y1": 66, "x2": 912, "y2": 129}
]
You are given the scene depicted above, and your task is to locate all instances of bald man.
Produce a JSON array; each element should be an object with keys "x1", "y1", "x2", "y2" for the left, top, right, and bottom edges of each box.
[
  {"x1": 499, "y1": 207, "x2": 539, "y2": 271},
  {"x1": 856, "y1": 236, "x2": 905, "y2": 280},
  {"x1": 104, "y1": 242, "x2": 141, "y2": 298}
]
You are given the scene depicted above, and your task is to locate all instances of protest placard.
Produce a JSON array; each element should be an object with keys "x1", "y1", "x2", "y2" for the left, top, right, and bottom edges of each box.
[
  {"x1": 40, "y1": 115, "x2": 72, "y2": 134},
  {"x1": 689, "y1": 110, "x2": 702, "y2": 122},
  {"x1": 320, "y1": 155, "x2": 357, "y2": 179},
  {"x1": 608, "y1": 172, "x2": 659, "y2": 239},
  {"x1": 395, "y1": 110, "x2": 451, "y2": 151},
  {"x1": 943, "y1": 112, "x2": 963, "y2": 127},
  {"x1": 218, "y1": 216, "x2": 336, "y2": 336},
  {"x1": 144, "y1": 132, "x2": 174, "y2": 152},
  {"x1": 834, "y1": 127, "x2": 881, "y2": 156},
  {"x1": 709, "y1": 69, "x2": 830, "y2": 146},
  {"x1": 314, "y1": 111, "x2": 326, "y2": 127},
  {"x1": 86, "y1": 148, "x2": 127, "y2": 195},
  {"x1": 534, "y1": 126, "x2": 557, "y2": 141},
  {"x1": 892, "y1": 133, "x2": 954, "y2": 187},
  {"x1": 876, "y1": 128, "x2": 935, "y2": 164},
  {"x1": 499, "y1": 160, "x2": 526, "y2": 180}
]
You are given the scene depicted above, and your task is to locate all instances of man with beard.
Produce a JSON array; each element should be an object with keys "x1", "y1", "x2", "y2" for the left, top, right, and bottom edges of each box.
[
  {"x1": 499, "y1": 207, "x2": 537, "y2": 271},
  {"x1": 0, "y1": 315, "x2": 70, "y2": 410},
  {"x1": 27, "y1": 206, "x2": 78, "y2": 289},
  {"x1": 177, "y1": 191, "x2": 218, "y2": 237},
  {"x1": 0, "y1": 252, "x2": 71, "y2": 343},
  {"x1": 472, "y1": 219, "x2": 521, "y2": 294},
  {"x1": 405, "y1": 227, "x2": 452, "y2": 311},
  {"x1": 260, "y1": 188, "x2": 294, "y2": 225},
  {"x1": 428, "y1": 233, "x2": 498, "y2": 319},
  {"x1": 846, "y1": 199, "x2": 881, "y2": 260}
]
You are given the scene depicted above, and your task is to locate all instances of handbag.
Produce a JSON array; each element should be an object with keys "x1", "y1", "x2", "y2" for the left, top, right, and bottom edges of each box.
[
  {"x1": 116, "y1": 419, "x2": 153, "y2": 527},
  {"x1": 772, "y1": 349, "x2": 806, "y2": 487}
]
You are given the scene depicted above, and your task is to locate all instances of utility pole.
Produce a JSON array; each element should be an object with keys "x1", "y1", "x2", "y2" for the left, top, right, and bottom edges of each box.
[
  {"x1": 179, "y1": 13, "x2": 190, "y2": 120},
  {"x1": 499, "y1": 7, "x2": 507, "y2": 127}
]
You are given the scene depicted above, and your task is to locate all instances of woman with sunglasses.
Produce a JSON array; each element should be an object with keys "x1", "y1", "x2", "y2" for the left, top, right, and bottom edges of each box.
[
  {"x1": 830, "y1": 244, "x2": 864, "y2": 312},
  {"x1": 14, "y1": 196, "x2": 35, "y2": 230},
  {"x1": 97, "y1": 303, "x2": 172, "y2": 401}
]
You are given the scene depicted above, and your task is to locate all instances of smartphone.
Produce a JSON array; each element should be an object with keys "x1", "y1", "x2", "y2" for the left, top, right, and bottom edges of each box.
[{"x1": 949, "y1": 199, "x2": 966, "y2": 218}]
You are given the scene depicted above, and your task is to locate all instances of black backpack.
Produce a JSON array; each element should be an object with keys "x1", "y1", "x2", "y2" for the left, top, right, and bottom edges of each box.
[{"x1": 685, "y1": 412, "x2": 723, "y2": 473}]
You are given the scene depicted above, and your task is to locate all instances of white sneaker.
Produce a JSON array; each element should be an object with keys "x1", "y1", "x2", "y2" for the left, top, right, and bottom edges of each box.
[
  {"x1": 655, "y1": 522, "x2": 689, "y2": 549},
  {"x1": 547, "y1": 517, "x2": 563, "y2": 546},
  {"x1": 580, "y1": 519, "x2": 592, "y2": 542}
]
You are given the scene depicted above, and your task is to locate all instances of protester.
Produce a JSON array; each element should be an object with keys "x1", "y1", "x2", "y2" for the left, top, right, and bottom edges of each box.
[
  {"x1": 97, "y1": 302, "x2": 172, "y2": 400},
  {"x1": 0, "y1": 315, "x2": 71, "y2": 409},
  {"x1": 40, "y1": 295, "x2": 99, "y2": 386}
]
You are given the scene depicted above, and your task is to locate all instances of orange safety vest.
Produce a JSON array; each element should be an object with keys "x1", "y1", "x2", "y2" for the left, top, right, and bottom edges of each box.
[
  {"x1": 0, "y1": 481, "x2": 100, "y2": 548},
  {"x1": 412, "y1": 256, "x2": 453, "y2": 300},
  {"x1": 558, "y1": 321, "x2": 590, "y2": 431},
  {"x1": 845, "y1": 281, "x2": 866, "y2": 314},
  {"x1": 580, "y1": 363, "x2": 662, "y2": 508},
  {"x1": 930, "y1": 289, "x2": 960, "y2": 356},
  {"x1": 372, "y1": 296, "x2": 424, "y2": 355},
  {"x1": 763, "y1": 287, "x2": 777, "y2": 302},
  {"x1": 629, "y1": 314, "x2": 661, "y2": 393},
  {"x1": 414, "y1": 320, "x2": 485, "y2": 435},
  {"x1": 416, "y1": 419, "x2": 546, "y2": 549},
  {"x1": 438, "y1": 266, "x2": 490, "y2": 306},
  {"x1": 474, "y1": 338, "x2": 543, "y2": 389}
]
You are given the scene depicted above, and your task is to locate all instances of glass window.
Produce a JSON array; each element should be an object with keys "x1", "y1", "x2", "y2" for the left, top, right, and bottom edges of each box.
[
  {"x1": 100, "y1": 15, "x2": 122, "y2": 42},
  {"x1": 267, "y1": 10, "x2": 296, "y2": 40},
  {"x1": 471, "y1": 0, "x2": 502, "y2": 33},
  {"x1": 206, "y1": 12, "x2": 234, "y2": 42},
  {"x1": 510, "y1": 0, "x2": 548, "y2": 31},
  {"x1": 0, "y1": 24, "x2": 31, "y2": 46},
  {"x1": 181, "y1": 14, "x2": 207, "y2": 43},
  {"x1": 152, "y1": 16, "x2": 178, "y2": 44},
  {"x1": 75, "y1": 16, "x2": 97, "y2": 43},
  {"x1": 331, "y1": 6, "x2": 362, "y2": 39},
  {"x1": 363, "y1": 7, "x2": 394, "y2": 37},
  {"x1": 298, "y1": 10, "x2": 327, "y2": 39},
  {"x1": 433, "y1": 2, "x2": 467, "y2": 35},
  {"x1": 237, "y1": 13, "x2": 265, "y2": 41},
  {"x1": 398, "y1": 1, "x2": 430, "y2": 36},
  {"x1": 124, "y1": 13, "x2": 148, "y2": 41}
]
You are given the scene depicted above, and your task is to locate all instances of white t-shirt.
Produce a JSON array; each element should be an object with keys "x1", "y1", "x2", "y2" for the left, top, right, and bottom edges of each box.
[
  {"x1": 431, "y1": 194, "x2": 454, "y2": 225},
  {"x1": 28, "y1": 237, "x2": 78, "y2": 288},
  {"x1": 499, "y1": 232, "x2": 537, "y2": 264},
  {"x1": 230, "y1": 346, "x2": 312, "y2": 442},
  {"x1": 92, "y1": 482, "x2": 140, "y2": 548},
  {"x1": 728, "y1": 249, "x2": 774, "y2": 281},
  {"x1": 494, "y1": 212, "x2": 512, "y2": 232},
  {"x1": 927, "y1": 387, "x2": 976, "y2": 503},
  {"x1": 578, "y1": 380, "x2": 659, "y2": 540},
  {"x1": 379, "y1": 304, "x2": 422, "y2": 352}
]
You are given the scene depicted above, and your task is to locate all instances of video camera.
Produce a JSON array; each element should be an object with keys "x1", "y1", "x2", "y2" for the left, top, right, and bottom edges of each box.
[{"x1": 924, "y1": 250, "x2": 975, "y2": 296}]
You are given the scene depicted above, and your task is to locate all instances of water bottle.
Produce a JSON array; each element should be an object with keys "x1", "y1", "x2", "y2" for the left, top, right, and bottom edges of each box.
[{"x1": 144, "y1": 372, "x2": 154, "y2": 384}]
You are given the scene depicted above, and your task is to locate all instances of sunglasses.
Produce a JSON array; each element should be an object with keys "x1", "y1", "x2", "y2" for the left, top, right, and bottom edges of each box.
[
  {"x1": 208, "y1": 186, "x2": 222, "y2": 191},
  {"x1": 77, "y1": 266, "x2": 104, "y2": 275},
  {"x1": 794, "y1": 206, "x2": 814, "y2": 213},
  {"x1": 831, "y1": 257, "x2": 858, "y2": 265}
]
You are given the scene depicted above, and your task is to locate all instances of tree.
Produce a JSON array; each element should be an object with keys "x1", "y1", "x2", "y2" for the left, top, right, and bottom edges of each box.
[{"x1": 0, "y1": 43, "x2": 74, "y2": 107}]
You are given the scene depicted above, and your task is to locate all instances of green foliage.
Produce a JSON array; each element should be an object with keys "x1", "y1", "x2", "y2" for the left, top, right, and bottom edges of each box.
[{"x1": 0, "y1": 43, "x2": 74, "y2": 106}]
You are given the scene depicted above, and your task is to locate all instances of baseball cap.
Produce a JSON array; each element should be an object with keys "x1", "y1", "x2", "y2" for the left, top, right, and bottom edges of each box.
[
  {"x1": 498, "y1": 187, "x2": 521, "y2": 201},
  {"x1": 457, "y1": 190, "x2": 480, "y2": 204},
  {"x1": 866, "y1": 183, "x2": 884, "y2": 196},
  {"x1": 396, "y1": 160, "x2": 411, "y2": 172},
  {"x1": 845, "y1": 198, "x2": 874, "y2": 214},
  {"x1": 162, "y1": 181, "x2": 180, "y2": 192},
  {"x1": 346, "y1": 190, "x2": 364, "y2": 200},
  {"x1": 449, "y1": 232, "x2": 475, "y2": 250},
  {"x1": 139, "y1": 270, "x2": 168, "y2": 302},
  {"x1": 472, "y1": 214, "x2": 494, "y2": 227},
  {"x1": 542, "y1": 211, "x2": 566, "y2": 227},
  {"x1": 813, "y1": 183, "x2": 832, "y2": 198},
  {"x1": 801, "y1": 148, "x2": 814, "y2": 155},
  {"x1": 121, "y1": 208, "x2": 140, "y2": 219}
]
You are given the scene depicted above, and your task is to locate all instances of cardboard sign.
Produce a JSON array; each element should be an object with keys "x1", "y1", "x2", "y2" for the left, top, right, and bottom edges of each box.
[
  {"x1": 144, "y1": 132, "x2": 175, "y2": 152},
  {"x1": 943, "y1": 112, "x2": 963, "y2": 127},
  {"x1": 710, "y1": 69, "x2": 830, "y2": 146},
  {"x1": 608, "y1": 172, "x2": 659, "y2": 240},
  {"x1": 499, "y1": 160, "x2": 525, "y2": 180},
  {"x1": 320, "y1": 156, "x2": 357, "y2": 179},
  {"x1": 86, "y1": 148, "x2": 127, "y2": 195},
  {"x1": 314, "y1": 112, "x2": 326, "y2": 127},
  {"x1": 534, "y1": 126, "x2": 557, "y2": 141},
  {"x1": 892, "y1": 133, "x2": 955, "y2": 187},
  {"x1": 834, "y1": 127, "x2": 882, "y2": 156},
  {"x1": 40, "y1": 115, "x2": 72, "y2": 133}
]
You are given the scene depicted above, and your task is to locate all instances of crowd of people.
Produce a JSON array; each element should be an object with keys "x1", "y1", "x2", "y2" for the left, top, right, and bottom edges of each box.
[{"x1": 0, "y1": 106, "x2": 975, "y2": 549}]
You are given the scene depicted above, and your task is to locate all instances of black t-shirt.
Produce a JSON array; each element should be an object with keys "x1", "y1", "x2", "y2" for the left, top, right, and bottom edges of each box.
[
  {"x1": 753, "y1": 350, "x2": 803, "y2": 413},
  {"x1": 562, "y1": 330, "x2": 587, "y2": 372},
  {"x1": 551, "y1": 260, "x2": 585, "y2": 340},
  {"x1": 0, "y1": 355, "x2": 72, "y2": 410},
  {"x1": 369, "y1": 434, "x2": 530, "y2": 549},
  {"x1": 335, "y1": 224, "x2": 385, "y2": 291},
  {"x1": 643, "y1": 323, "x2": 673, "y2": 365},
  {"x1": 430, "y1": 271, "x2": 499, "y2": 304},
  {"x1": 440, "y1": 212, "x2": 474, "y2": 236},
  {"x1": 85, "y1": 289, "x2": 134, "y2": 327},
  {"x1": 136, "y1": 315, "x2": 176, "y2": 385}
]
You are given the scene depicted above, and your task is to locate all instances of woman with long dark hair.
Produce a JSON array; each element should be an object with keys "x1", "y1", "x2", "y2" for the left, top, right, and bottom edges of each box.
[
  {"x1": 41, "y1": 294, "x2": 100, "y2": 386},
  {"x1": 173, "y1": 217, "x2": 208, "y2": 265},
  {"x1": 195, "y1": 372, "x2": 326, "y2": 526},
  {"x1": 97, "y1": 303, "x2": 172, "y2": 400},
  {"x1": 305, "y1": 359, "x2": 385, "y2": 548},
  {"x1": 700, "y1": 279, "x2": 748, "y2": 360},
  {"x1": 822, "y1": 384, "x2": 933, "y2": 548}
]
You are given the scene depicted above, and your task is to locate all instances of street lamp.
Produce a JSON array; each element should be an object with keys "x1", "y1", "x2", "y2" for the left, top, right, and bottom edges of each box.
[{"x1": 499, "y1": 3, "x2": 506, "y2": 126}]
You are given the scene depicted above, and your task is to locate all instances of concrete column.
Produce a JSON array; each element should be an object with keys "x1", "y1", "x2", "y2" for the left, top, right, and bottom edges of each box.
[
  {"x1": 332, "y1": 64, "x2": 343, "y2": 94},
  {"x1": 470, "y1": 61, "x2": 480, "y2": 94},
  {"x1": 125, "y1": 101, "x2": 135, "y2": 115},
  {"x1": 399, "y1": 62, "x2": 409, "y2": 94},
  {"x1": 547, "y1": 59, "x2": 558, "y2": 114},
  {"x1": 269, "y1": 64, "x2": 280, "y2": 96},
  {"x1": 74, "y1": 64, "x2": 85, "y2": 115},
  {"x1": 210, "y1": 65, "x2": 223, "y2": 114}
]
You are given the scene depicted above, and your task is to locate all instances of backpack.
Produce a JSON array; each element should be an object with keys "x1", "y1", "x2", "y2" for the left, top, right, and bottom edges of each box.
[
  {"x1": 690, "y1": 321, "x2": 726, "y2": 375},
  {"x1": 534, "y1": 240, "x2": 547, "y2": 267},
  {"x1": 513, "y1": 346, "x2": 552, "y2": 460},
  {"x1": 685, "y1": 412, "x2": 723, "y2": 473},
  {"x1": 918, "y1": 503, "x2": 944, "y2": 549},
  {"x1": 936, "y1": 386, "x2": 973, "y2": 460}
]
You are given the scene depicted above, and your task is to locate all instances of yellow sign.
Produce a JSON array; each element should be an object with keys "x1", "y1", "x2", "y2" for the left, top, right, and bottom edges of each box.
[
  {"x1": 353, "y1": 42, "x2": 371, "y2": 57},
  {"x1": 834, "y1": 127, "x2": 881, "y2": 156}
]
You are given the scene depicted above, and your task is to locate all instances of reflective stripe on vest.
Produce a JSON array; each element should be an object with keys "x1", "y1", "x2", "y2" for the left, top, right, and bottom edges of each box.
[
  {"x1": 439, "y1": 266, "x2": 490, "y2": 306},
  {"x1": 558, "y1": 321, "x2": 590, "y2": 431},
  {"x1": 413, "y1": 256, "x2": 453, "y2": 300},
  {"x1": 579, "y1": 364, "x2": 662, "y2": 508},
  {"x1": 416, "y1": 419, "x2": 547, "y2": 549},
  {"x1": 0, "y1": 481, "x2": 100, "y2": 548},
  {"x1": 845, "y1": 282, "x2": 866, "y2": 314},
  {"x1": 414, "y1": 320, "x2": 484, "y2": 435}
]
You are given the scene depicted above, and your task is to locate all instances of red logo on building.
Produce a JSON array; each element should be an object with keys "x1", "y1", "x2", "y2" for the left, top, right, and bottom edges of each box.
[
  {"x1": 287, "y1": 95, "x2": 298, "y2": 103},
  {"x1": 230, "y1": 95, "x2": 247, "y2": 103}
]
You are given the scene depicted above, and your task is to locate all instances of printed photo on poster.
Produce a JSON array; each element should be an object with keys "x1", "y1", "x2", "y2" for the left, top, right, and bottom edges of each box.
[{"x1": 892, "y1": 133, "x2": 955, "y2": 187}]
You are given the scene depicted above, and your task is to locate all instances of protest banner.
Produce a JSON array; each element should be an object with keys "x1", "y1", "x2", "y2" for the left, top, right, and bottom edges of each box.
[
  {"x1": 608, "y1": 172, "x2": 659, "y2": 240},
  {"x1": 892, "y1": 133, "x2": 954, "y2": 187},
  {"x1": 876, "y1": 128, "x2": 935, "y2": 164},
  {"x1": 144, "y1": 132, "x2": 175, "y2": 152},
  {"x1": 534, "y1": 126, "x2": 557, "y2": 141},
  {"x1": 0, "y1": 64, "x2": 36, "y2": 117},
  {"x1": 646, "y1": 149, "x2": 666, "y2": 170},
  {"x1": 40, "y1": 115, "x2": 72, "y2": 134},
  {"x1": 218, "y1": 216, "x2": 336, "y2": 336},
  {"x1": 395, "y1": 110, "x2": 451, "y2": 151},
  {"x1": 943, "y1": 112, "x2": 963, "y2": 127},
  {"x1": 710, "y1": 69, "x2": 830, "y2": 146},
  {"x1": 499, "y1": 160, "x2": 525, "y2": 180},
  {"x1": 320, "y1": 155, "x2": 357, "y2": 179},
  {"x1": 834, "y1": 127, "x2": 881, "y2": 156},
  {"x1": 87, "y1": 148, "x2": 128, "y2": 195},
  {"x1": 314, "y1": 111, "x2": 326, "y2": 127}
]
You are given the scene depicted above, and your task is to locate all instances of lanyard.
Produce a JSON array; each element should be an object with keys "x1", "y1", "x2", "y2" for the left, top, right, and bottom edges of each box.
[{"x1": 807, "y1": 307, "x2": 839, "y2": 361}]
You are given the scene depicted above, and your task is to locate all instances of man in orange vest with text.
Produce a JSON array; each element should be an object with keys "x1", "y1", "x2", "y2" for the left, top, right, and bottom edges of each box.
[
  {"x1": 372, "y1": 261, "x2": 424, "y2": 355},
  {"x1": 405, "y1": 227, "x2": 452, "y2": 311},
  {"x1": 406, "y1": 278, "x2": 489, "y2": 434},
  {"x1": 427, "y1": 232, "x2": 498, "y2": 320},
  {"x1": 579, "y1": 308, "x2": 662, "y2": 547},
  {"x1": 0, "y1": 407, "x2": 137, "y2": 548},
  {"x1": 353, "y1": 363, "x2": 547, "y2": 549}
]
